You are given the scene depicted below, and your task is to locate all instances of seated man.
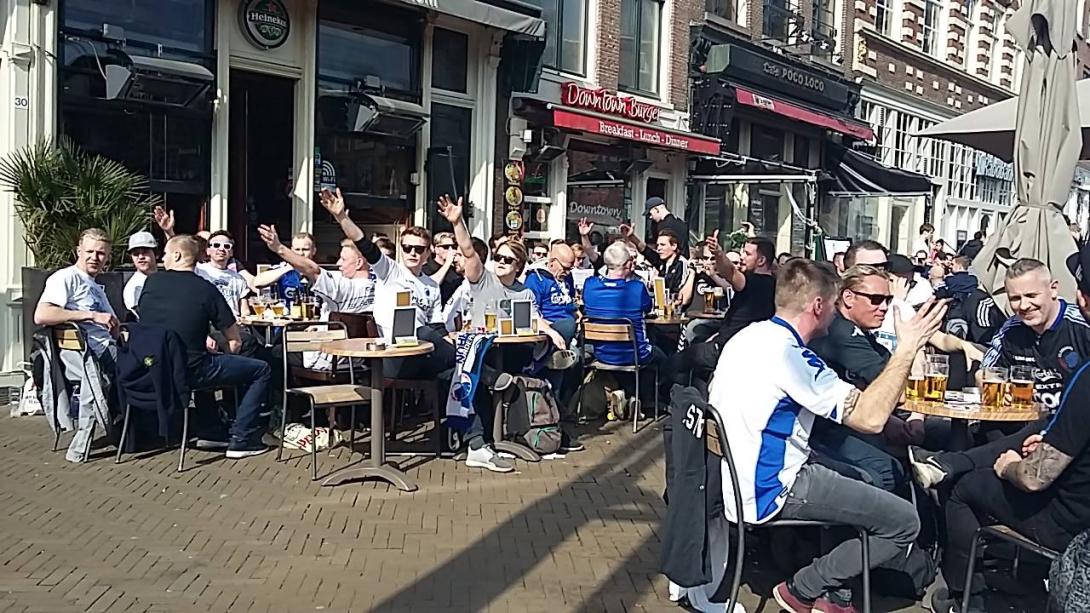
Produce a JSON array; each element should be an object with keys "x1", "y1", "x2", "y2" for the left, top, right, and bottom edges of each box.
[
  {"x1": 424, "y1": 230, "x2": 465, "y2": 306},
  {"x1": 196, "y1": 230, "x2": 252, "y2": 318},
  {"x1": 122, "y1": 231, "x2": 158, "y2": 316},
  {"x1": 318, "y1": 188, "x2": 455, "y2": 381},
  {"x1": 437, "y1": 195, "x2": 576, "y2": 469},
  {"x1": 710, "y1": 259, "x2": 947, "y2": 613},
  {"x1": 251, "y1": 231, "x2": 319, "y2": 304},
  {"x1": 916, "y1": 250, "x2": 1090, "y2": 613},
  {"x1": 524, "y1": 241, "x2": 581, "y2": 401},
  {"x1": 139, "y1": 235, "x2": 272, "y2": 458},
  {"x1": 34, "y1": 228, "x2": 120, "y2": 463},
  {"x1": 678, "y1": 241, "x2": 735, "y2": 344}
]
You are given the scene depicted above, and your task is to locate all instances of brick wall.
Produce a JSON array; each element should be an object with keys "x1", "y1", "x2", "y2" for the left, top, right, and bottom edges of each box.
[
  {"x1": 596, "y1": 0, "x2": 622, "y2": 90},
  {"x1": 670, "y1": 0, "x2": 702, "y2": 108}
]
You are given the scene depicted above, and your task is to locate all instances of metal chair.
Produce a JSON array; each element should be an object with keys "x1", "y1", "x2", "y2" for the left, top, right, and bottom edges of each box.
[
  {"x1": 48, "y1": 324, "x2": 87, "y2": 454},
  {"x1": 578, "y1": 319, "x2": 659, "y2": 433},
  {"x1": 279, "y1": 322, "x2": 369, "y2": 480},
  {"x1": 962, "y1": 524, "x2": 1060, "y2": 613},
  {"x1": 176, "y1": 383, "x2": 237, "y2": 472},
  {"x1": 704, "y1": 410, "x2": 873, "y2": 613}
]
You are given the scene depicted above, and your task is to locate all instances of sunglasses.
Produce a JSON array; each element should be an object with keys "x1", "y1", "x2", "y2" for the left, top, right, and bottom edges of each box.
[
  {"x1": 870, "y1": 261, "x2": 889, "y2": 270},
  {"x1": 551, "y1": 257, "x2": 573, "y2": 272},
  {"x1": 495, "y1": 255, "x2": 519, "y2": 265},
  {"x1": 437, "y1": 243, "x2": 456, "y2": 250},
  {"x1": 851, "y1": 290, "x2": 894, "y2": 307},
  {"x1": 210, "y1": 242, "x2": 233, "y2": 250},
  {"x1": 401, "y1": 244, "x2": 428, "y2": 254}
]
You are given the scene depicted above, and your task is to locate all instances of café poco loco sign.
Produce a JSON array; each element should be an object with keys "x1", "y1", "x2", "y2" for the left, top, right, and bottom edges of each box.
[
  {"x1": 561, "y1": 82, "x2": 661, "y2": 124},
  {"x1": 240, "y1": 0, "x2": 291, "y2": 50}
]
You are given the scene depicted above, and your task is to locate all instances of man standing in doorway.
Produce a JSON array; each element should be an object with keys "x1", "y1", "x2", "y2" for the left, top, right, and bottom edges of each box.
[{"x1": 645, "y1": 196, "x2": 689, "y2": 256}]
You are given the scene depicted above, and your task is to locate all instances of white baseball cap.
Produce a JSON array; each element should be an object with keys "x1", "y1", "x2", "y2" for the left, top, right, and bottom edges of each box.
[{"x1": 127, "y1": 231, "x2": 157, "y2": 252}]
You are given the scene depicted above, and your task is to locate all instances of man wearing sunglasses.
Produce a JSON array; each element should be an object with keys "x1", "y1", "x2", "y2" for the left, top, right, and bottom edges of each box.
[
  {"x1": 424, "y1": 231, "x2": 465, "y2": 305},
  {"x1": 197, "y1": 230, "x2": 252, "y2": 319},
  {"x1": 524, "y1": 243, "x2": 582, "y2": 408}
]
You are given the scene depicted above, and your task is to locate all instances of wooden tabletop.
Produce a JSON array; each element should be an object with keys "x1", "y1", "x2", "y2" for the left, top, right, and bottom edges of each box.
[
  {"x1": 491, "y1": 333, "x2": 548, "y2": 344},
  {"x1": 240, "y1": 316, "x2": 323, "y2": 327},
  {"x1": 319, "y1": 339, "x2": 434, "y2": 358},
  {"x1": 647, "y1": 317, "x2": 688, "y2": 326},
  {"x1": 689, "y1": 311, "x2": 726, "y2": 320},
  {"x1": 905, "y1": 399, "x2": 1043, "y2": 422}
]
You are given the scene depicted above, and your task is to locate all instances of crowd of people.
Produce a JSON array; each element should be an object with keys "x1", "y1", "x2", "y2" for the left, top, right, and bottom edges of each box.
[{"x1": 32, "y1": 199, "x2": 1090, "y2": 612}]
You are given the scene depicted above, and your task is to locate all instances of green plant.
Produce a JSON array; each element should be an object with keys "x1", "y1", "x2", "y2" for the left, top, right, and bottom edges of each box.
[{"x1": 0, "y1": 138, "x2": 158, "y2": 270}]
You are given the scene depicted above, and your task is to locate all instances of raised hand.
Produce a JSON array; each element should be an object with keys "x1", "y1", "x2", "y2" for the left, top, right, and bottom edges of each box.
[
  {"x1": 705, "y1": 230, "x2": 721, "y2": 256},
  {"x1": 153, "y1": 206, "x2": 175, "y2": 237},
  {"x1": 319, "y1": 187, "x2": 346, "y2": 217},
  {"x1": 437, "y1": 194, "x2": 464, "y2": 224},
  {"x1": 577, "y1": 217, "x2": 594, "y2": 236},
  {"x1": 893, "y1": 298, "x2": 948, "y2": 354},
  {"x1": 257, "y1": 224, "x2": 283, "y2": 253},
  {"x1": 619, "y1": 223, "x2": 634, "y2": 238}
]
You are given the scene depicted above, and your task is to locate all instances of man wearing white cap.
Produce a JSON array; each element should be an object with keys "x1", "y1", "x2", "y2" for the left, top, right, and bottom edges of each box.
[{"x1": 123, "y1": 230, "x2": 158, "y2": 315}]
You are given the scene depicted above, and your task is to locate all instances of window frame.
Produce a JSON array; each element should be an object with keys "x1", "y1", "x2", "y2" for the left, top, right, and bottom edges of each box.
[
  {"x1": 618, "y1": 0, "x2": 663, "y2": 97},
  {"x1": 542, "y1": 0, "x2": 589, "y2": 76},
  {"x1": 874, "y1": 0, "x2": 891, "y2": 35},
  {"x1": 922, "y1": 0, "x2": 941, "y2": 56}
]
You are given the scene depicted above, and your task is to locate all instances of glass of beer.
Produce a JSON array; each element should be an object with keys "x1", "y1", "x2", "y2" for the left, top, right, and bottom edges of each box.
[
  {"x1": 981, "y1": 366, "x2": 1009, "y2": 409},
  {"x1": 252, "y1": 300, "x2": 267, "y2": 318},
  {"x1": 924, "y1": 355, "x2": 949, "y2": 401},
  {"x1": 270, "y1": 300, "x2": 287, "y2": 318},
  {"x1": 713, "y1": 287, "x2": 725, "y2": 311},
  {"x1": 484, "y1": 301, "x2": 498, "y2": 333},
  {"x1": 703, "y1": 290, "x2": 715, "y2": 313},
  {"x1": 905, "y1": 358, "x2": 926, "y2": 401},
  {"x1": 1009, "y1": 365, "x2": 1035, "y2": 408}
]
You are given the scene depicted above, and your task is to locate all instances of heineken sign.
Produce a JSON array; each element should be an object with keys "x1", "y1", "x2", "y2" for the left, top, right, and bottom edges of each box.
[{"x1": 240, "y1": 0, "x2": 290, "y2": 50}]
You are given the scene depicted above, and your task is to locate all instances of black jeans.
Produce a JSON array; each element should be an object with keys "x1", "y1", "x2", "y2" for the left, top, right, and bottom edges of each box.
[
  {"x1": 662, "y1": 340, "x2": 719, "y2": 397},
  {"x1": 382, "y1": 326, "x2": 456, "y2": 380}
]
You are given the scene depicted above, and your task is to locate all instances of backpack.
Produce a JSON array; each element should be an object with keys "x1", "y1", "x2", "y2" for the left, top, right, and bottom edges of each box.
[
  {"x1": 504, "y1": 375, "x2": 562, "y2": 454},
  {"x1": 570, "y1": 370, "x2": 619, "y2": 422},
  {"x1": 1050, "y1": 529, "x2": 1090, "y2": 612}
]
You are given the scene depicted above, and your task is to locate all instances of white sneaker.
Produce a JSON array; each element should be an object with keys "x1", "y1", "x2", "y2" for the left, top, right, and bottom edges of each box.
[
  {"x1": 545, "y1": 349, "x2": 578, "y2": 370},
  {"x1": 465, "y1": 445, "x2": 515, "y2": 473}
]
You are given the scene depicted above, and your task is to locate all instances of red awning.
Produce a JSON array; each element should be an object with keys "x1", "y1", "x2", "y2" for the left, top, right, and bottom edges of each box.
[
  {"x1": 734, "y1": 87, "x2": 874, "y2": 141},
  {"x1": 551, "y1": 107, "x2": 721, "y2": 155}
]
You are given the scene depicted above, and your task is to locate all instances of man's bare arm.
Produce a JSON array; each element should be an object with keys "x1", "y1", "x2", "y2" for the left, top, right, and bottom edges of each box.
[
  {"x1": 1002, "y1": 442, "x2": 1074, "y2": 493},
  {"x1": 704, "y1": 232, "x2": 745, "y2": 290},
  {"x1": 221, "y1": 323, "x2": 243, "y2": 354},
  {"x1": 35, "y1": 303, "x2": 94, "y2": 326},
  {"x1": 257, "y1": 225, "x2": 321, "y2": 282}
]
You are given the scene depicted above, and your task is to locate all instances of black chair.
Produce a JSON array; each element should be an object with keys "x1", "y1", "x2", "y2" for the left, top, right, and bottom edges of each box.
[
  {"x1": 962, "y1": 524, "x2": 1060, "y2": 613},
  {"x1": 47, "y1": 324, "x2": 87, "y2": 455},
  {"x1": 704, "y1": 409, "x2": 872, "y2": 613}
]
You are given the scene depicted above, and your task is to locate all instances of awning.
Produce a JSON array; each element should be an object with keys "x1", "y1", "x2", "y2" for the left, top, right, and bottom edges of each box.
[
  {"x1": 398, "y1": 0, "x2": 545, "y2": 37},
  {"x1": 550, "y1": 105, "x2": 721, "y2": 154},
  {"x1": 734, "y1": 86, "x2": 874, "y2": 141},
  {"x1": 822, "y1": 146, "x2": 933, "y2": 196},
  {"x1": 690, "y1": 153, "x2": 817, "y2": 183}
]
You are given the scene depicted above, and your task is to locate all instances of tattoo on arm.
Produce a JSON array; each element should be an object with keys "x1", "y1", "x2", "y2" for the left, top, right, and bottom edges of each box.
[
  {"x1": 842, "y1": 388, "x2": 861, "y2": 420},
  {"x1": 1003, "y1": 442, "x2": 1073, "y2": 492}
]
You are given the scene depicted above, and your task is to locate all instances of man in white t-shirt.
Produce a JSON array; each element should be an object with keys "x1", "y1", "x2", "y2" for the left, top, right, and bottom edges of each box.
[
  {"x1": 708, "y1": 259, "x2": 947, "y2": 612},
  {"x1": 122, "y1": 231, "x2": 158, "y2": 316},
  {"x1": 318, "y1": 188, "x2": 455, "y2": 379},
  {"x1": 196, "y1": 230, "x2": 251, "y2": 318},
  {"x1": 35, "y1": 228, "x2": 120, "y2": 463}
]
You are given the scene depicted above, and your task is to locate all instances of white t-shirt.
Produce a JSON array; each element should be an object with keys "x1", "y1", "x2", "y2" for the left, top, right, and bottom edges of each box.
[
  {"x1": 708, "y1": 317, "x2": 855, "y2": 525},
  {"x1": 196, "y1": 263, "x2": 250, "y2": 318},
  {"x1": 440, "y1": 281, "x2": 472, "y2": 332},
  {"x1": 38, "y1": 265, "x2": 116, "y2": 356},
  {"x1": 312, "y1": 269, "x2": 375, "y2": 316},
  {"x1": 123, "y1": 271, "x2": 147, "y2": 312},
  {"x1": 370, "y1": 255, "x2": 442, "y2": 343}
]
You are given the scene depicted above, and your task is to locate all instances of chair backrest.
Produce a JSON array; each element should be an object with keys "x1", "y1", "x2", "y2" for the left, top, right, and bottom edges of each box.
[
  {"x1": 703, "y1": 405, "x2": 747, "y2": 611},
  {"x1": 284, "y1": 326, "x2": 348, "y2": 354},
  {"x1": 52, "y1": 324, "x2": 85, "y2": 352},
  {"x1": 330, "y1": 311, "x2": 379, "y2": 339},
  {"x1": 583, "y1": 321, "x2": 634, "y2": 343}
]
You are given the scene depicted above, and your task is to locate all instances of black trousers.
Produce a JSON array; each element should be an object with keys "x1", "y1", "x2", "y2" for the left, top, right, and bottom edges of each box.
[
  {"x1": 662, "y1": 340, "x2": 720, "y2": 397},
  {"x1": 941, "y1": 420, "x2": 1077, "y2": 593}
]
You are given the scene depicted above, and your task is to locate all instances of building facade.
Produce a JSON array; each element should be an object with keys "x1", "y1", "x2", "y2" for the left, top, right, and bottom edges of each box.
[{"x1": 0, "y1": 0, "x2": 546, "y2": 372}]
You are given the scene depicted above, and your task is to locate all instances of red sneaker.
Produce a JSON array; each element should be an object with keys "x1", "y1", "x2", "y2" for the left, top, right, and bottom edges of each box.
[
  {"x1": 772, "y1": 581, "x2": 815, "y2": 613},
  {"x1": 812, "y1": 594, "x2": 858, "y2": 613}
]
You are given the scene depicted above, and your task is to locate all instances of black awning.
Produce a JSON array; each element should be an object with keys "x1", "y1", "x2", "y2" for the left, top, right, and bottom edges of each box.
[
  {"x1": 823, "y1": 146, "x2": 933, "y2": 196},
  {"x1": 691, "y1": 154, "x2": 815, "y2": 182}
]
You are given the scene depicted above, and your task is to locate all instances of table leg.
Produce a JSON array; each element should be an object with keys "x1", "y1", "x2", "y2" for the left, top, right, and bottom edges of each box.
[
  {"x1": 321, "y1": 357, "x2": 419, "y2": 491},
  {"x1": 491, "y1": 348, "x2": 540, "y2": 463},
  {"x1": 948, "y1": 418, "x2": 971, "y2": 451}
]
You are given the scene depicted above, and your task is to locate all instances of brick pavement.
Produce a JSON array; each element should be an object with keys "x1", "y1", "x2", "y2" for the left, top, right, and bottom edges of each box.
[{"x1": 0, "y1": 416, "x2": 1042, "y2": 612}]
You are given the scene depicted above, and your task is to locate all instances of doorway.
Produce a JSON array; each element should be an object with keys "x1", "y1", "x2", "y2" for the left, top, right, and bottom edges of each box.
[{"x1": 228, "y1": 71, "x2": 295, "y2": 265}]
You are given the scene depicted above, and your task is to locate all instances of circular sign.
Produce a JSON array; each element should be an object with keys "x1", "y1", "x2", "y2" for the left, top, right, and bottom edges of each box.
[
  {"x1": 239, "y1": 0, "x2": 291, "y2": 50},
  {"x1": 503, "y1": 162, "x2": 524, "y2": 184},
  {"x1": 504, "y1": 186, "x2": 523, "y2": 206},
  {"x1": 505, "y1": 211, "x2": 523, "y2": 231}
]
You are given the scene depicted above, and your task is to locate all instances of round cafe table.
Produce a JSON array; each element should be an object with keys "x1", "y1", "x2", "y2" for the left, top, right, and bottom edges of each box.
[
  {"x1": 904, "y1": 398, "x2": 1044, "y2": 450},
  {"x1": 486, "y1": 333, "x2": 549, "y2": 463},
  {"x1": 317, "y1": 339, "x2": 434, "y2": 492},
  {"x1": 688, "y1": 311, "x2": 726, "y2": 320},
  {"x1": 239, "y1": 316, "x2": 323, "y2": 346},
  {"x1": 646, "y1": 316, "x2": 689, "y2": 326}
]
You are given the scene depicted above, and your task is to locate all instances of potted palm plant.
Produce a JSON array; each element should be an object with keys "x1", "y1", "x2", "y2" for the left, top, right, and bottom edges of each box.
[{"x1": 0, "y1": 138, "x2": 159, "y2": 355}]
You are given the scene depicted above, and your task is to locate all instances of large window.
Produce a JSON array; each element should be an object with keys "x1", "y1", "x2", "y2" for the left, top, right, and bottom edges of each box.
[
  {"x1": 922, "y1": 0, "x2": 941, "y2": 56},
  {"x1": 542, "y1": 0, "x2": 588, "y2": 75},
  {"x1": 706, "y1": 0, "x2": 736, "y2": 21},
  {"x1": 62, "y1": 0, "x2": 213, "y2": 54},
  {"x1": 874, "y1": 0, "x2": 892, "y2": 35},
  {"x1": 619, "y1": 0, "x2": 662, "y2": 95},
  {"x1": 318, "y1": 2, "x2": 421, "y2": 99},
  {"x1": 763, "y1": 0, "x2": 795, "y2": 41}
]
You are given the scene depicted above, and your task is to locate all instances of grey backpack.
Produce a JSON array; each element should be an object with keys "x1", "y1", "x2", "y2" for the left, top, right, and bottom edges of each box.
[{"x1": 504, "y1": 375, "x2": 562, "y2": 454}]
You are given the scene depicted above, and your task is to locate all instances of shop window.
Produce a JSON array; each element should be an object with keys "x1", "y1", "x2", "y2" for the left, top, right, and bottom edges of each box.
[
  {"x1": 793, "y1": 135, "x2": 811, "y2": 169},
  {"x1": 922, "y1": 0, "x2": 941, "y2": 56},
  {"x1": 426, "y1": 103, "x2": 473, "y2": 232},
  {"x1": 432, "y1": 28, "x2": 469, "y2": 93},
  {"x1": 751, "y1": 124, "x2": 784, "y2": 161},
  {"x1": 874, "y1": 0, "x2": 892, "y2": 35},
  {"x1": 62, "y1": 0, "x2": 212, "y2": 54},
  {"x1": 542, "y1": 0, "x2": 588, "y2": 75},
  {"x1": 318, "y1": 2, "x2": 421, "y2": 99},
  {"x1": 619, "y1": 0, "x2": 662, "y2": 95}
]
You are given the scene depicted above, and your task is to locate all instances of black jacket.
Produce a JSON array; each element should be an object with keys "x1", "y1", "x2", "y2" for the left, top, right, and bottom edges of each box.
[
  {"x1": 116, "y1": 323, "x2": 189, "y2": 445},
  {"x1": 660, "y1": 385, "x2": 724, "y2": 588}
]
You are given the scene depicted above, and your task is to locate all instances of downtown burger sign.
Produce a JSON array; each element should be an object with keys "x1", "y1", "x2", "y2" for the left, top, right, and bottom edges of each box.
[{"x1": 561, "y1": 82, "x2": 661, "y2": 124}]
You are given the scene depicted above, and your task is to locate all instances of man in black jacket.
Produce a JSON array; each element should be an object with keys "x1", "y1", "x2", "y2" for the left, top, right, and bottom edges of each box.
[{"x1": 646, "y1": 197, "x2": 690, "y2": 255}]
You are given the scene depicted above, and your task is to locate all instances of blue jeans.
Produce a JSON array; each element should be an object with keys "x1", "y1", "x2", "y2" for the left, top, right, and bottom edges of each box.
[
  {"x1": 191, "y1": 353, "x2": 272, "y2": 446},
  {"x1": 810, "y1": 421, "x2": 905, "y2": 492}
]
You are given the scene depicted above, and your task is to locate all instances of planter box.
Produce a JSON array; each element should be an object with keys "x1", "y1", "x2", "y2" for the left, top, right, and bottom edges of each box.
[{"x1": 21, "y1": 267, "x2": 133, "y2": 360}]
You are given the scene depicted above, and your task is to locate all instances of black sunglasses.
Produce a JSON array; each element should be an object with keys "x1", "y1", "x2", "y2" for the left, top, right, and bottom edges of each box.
[
  {"x1": 437, "y1": 243, "x2": 456, "y2": 250},
  {"x1": 401, "y1": 244, "x2": 428, "y2": 254},
  {"x1": 851, "y1": 290, "x2": 893, "y2": 306},
  {"x1": 495, "y1": 254, "x2": 519, "y2": 265}
]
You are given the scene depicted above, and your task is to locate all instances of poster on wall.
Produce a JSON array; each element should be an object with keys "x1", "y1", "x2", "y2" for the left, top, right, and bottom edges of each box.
[{"x1": 503, "y1": 161, "x2": 525, "y2": 236}]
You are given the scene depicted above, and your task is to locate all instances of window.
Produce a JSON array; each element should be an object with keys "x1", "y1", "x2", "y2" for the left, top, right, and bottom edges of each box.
[
  {"x1": 542, "y1": 0, "x2": 588, "y2": 74},
  {"x1": 318, "y1": 2, "x2": 421, "y2": 98},
  {"x1": 922, "y1": 0, "x2": 941, "y2": 56},
  {"x1": 706, "y1": 0, "x2": 736, "y2": 21},
  {"x1": 874, "y1": 0, "x2": 892, "y2": 35},
  {"x1": 619, "y1": 0, "x2": 662, "y2": 95},
  {"x1": 62, "y1": 0, "x2": 213, "y2": 54},
  {"x1": 432, "y1": 28, "x2": 468, "y2": 93},
  {"x1": 751, "y1": 124, "x2": 784, "y2": 161},
  {"x1": 426, "y1": 104, "x2": 473, "y2": 231},
  {"x1": 811, "y1": 0, "x2": 836, "y2": 56},
  {"x1": 763, "y1": 0, "x2": 794, "y2": 41},
  {"x1": 793, "y1": 135, "x2": 811, "y2": 168}
]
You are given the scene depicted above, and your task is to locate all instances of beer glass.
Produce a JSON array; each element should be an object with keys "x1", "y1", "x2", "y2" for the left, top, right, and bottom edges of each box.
[
  {"x1": 905, "y1": 358, "x2": 926, "y2": 401},
  {"x1": 1009, "y1": 365, "x2": 1035, "y2": 408},
  {"x1": 981, "y1": 366, "x2": 1009, "y2": 409},
  {"x1": 923, "y1": 355, "x2": 949, "y2": 401},
  {"x1": 271, "y1": 300, "x2": 287, "y2": 318},
  {"x1": 703, "y1": 290, "x2": 715, "y2": 313},
  {"x1": 251, "y1": 298, "x2": 267, "y2": 318},
  {"x1": 484, "y1": 300, "x2": 498, "y2": 333},
  {"x1": 713, "y1": 287, "x2": 725, "y2": 310}
]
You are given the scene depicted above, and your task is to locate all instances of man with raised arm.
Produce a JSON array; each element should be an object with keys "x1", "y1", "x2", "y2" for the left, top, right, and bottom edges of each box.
[{"x1": 709, "y1": 258, "x2": 947, "y2": 613}]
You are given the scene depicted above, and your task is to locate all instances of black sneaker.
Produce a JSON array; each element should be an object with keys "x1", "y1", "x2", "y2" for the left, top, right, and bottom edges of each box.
[
  {"x1": 559, "y1": 437, "x2": 584, "y2": 453},
  {"x1": 928, "y1": 588, "x2": 985, "y2": 613},
  {"x1": 226, "y1": 442, "x2": 270, "y2": 459},
  {"x1": 909, "y1": 446, "x2": 951, "y2": 489},
  {"x1": 194, "y1": 439, "x2": 229, "y2": 450}
]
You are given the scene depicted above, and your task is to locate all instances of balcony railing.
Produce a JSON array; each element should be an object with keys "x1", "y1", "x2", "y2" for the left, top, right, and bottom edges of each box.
[
  {"x1": 763, "y1": 1, "x2": 803, "y2": 43},
  {"x1": 706, "y1": 0, "x2": 736, "y2": 22}
]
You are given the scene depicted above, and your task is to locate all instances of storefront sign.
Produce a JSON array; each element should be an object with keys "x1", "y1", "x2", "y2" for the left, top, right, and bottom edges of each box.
[
  {"x1": 975, "y1": 152, "x2": 1013, "y2": 181},
  {"x1": 239, "y1": 0, "x2": 290, "y2": 50},
  {"x1": 561, "y1": 83, "x2": 661, "y2": 124},
  {"x1": 567, "y1": 202, "x2": 623, "y2": 222},
  {"x1": 711, "y1": 44, "x2": 851, "y2": 112},
  {"x1": 552, "y1": 109, "x2": 720, "y2": 155},
  {"x1": 503, "y1": 161, "x2": 525, "y2": 235}
]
